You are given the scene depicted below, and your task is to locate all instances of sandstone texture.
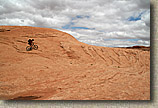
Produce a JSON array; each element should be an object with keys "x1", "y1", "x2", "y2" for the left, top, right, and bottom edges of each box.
[{"x1": 0, "y1": 26, "x2": 150, "y2": 100}]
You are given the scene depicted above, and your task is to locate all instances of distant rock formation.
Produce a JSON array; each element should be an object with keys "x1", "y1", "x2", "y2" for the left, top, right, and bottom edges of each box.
[{"x1": 125, "y1": 46, "x2": 150, "y2": 51}]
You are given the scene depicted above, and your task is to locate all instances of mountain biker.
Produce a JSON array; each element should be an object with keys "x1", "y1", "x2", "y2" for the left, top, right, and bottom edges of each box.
[
  {"x1": 26, "y1": 38, "x2": 38, "y2": 51},
  {"x1": 28, "y1": 39, "x2": 34, "y2": 47}
]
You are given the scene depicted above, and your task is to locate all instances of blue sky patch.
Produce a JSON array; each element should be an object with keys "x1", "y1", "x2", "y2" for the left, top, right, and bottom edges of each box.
[
  {"x1": 127, "y1": 39, "x2": 139, "y2": 41},
  {"x1": 128, "y1": 16, "x2": 141, "y2": 21},
  {"x1": 71, "y1": 27, "x2": 91, "y2": 29},
  {"x1": 62, "y1": 22, "x2": 74, "y2": 29},
  {"x1": 76, "y1": 15, "x2": 90, "y2": 19},
  {"x1": 62, "y1": 15, "x2": 91, "y2": 30},
  {"x1": 128, "y1": 10, "x2": 147, "y2": 21},
  {"x1": 62, "y1": 25, "x2": 93, "y2": 30}
]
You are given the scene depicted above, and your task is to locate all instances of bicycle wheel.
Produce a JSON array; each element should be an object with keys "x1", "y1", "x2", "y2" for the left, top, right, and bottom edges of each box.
[
  {"x1": 26, "y1": 46, "x2": 32, "y2": 51},
  {"x1": 33, "y1": 45, "x2": 38, "y2": 50}
]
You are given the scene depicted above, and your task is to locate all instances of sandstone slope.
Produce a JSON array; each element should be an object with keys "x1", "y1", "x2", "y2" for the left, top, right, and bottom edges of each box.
[{"x1": 0, "y1": 26, "x2": 150, "y2": 100}]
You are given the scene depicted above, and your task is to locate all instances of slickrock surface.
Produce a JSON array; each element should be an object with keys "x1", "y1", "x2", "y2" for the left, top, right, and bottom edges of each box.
[{"x1": 0, "y1": 26, "x2": 150, "y2": 100}]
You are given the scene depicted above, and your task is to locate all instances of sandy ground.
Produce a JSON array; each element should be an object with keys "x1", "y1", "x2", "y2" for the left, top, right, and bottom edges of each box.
[{"x1": 0, "y1": 26, "x2": 150, "y2": 100}]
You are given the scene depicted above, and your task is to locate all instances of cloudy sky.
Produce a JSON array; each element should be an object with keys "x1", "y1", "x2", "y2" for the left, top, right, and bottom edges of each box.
[{"x1": 0, "y1": 0, "x2": 150, "y2": 47}]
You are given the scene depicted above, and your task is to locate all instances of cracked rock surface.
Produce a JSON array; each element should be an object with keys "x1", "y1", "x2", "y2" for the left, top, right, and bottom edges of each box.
[{"x1": 0, "y1": 26, "x2": 150, "y2": 100}]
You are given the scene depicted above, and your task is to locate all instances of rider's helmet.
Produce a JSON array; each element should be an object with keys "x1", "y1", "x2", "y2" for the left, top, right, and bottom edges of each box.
[
  {"x1": 28, "y1": 39, "x2": 31, "y2": 42},
  {"x1": 32, "y1": 39, "x2": 34, "y2": 41}
]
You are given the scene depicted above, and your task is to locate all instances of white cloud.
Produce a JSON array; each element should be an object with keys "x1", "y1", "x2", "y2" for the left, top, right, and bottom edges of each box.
[
  {"x1": 141, "y1": 10, "x2": 150, "y2": 27},
  {"x1": 0, "y1": 0, "x2": 150, "y2": 47}
]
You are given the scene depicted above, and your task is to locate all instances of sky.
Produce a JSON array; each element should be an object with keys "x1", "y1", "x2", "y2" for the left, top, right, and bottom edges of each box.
[{"x1": 0, "y1": 0, "x2": 150, "y2": 47}]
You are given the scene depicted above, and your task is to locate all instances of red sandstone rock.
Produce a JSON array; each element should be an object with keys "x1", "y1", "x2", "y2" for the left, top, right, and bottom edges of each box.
[{"x1": 0, "y1": 26, "x2": 150, "y2": 100}]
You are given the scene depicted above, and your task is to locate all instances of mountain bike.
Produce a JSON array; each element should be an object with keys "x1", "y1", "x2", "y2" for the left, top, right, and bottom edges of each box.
[{"x1": 26, "y1": 43, "x2": 38, "y2": 51}]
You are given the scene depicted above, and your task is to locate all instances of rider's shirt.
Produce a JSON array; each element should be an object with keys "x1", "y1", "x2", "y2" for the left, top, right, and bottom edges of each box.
[{"x1": 28, "y1": 39, "x2": 34, "y2": 45}]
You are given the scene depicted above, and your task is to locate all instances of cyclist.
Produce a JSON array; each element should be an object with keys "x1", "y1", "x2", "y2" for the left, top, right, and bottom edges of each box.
[{"x1": 28, "y1": 39, "x2": 34, "y2": 47}]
